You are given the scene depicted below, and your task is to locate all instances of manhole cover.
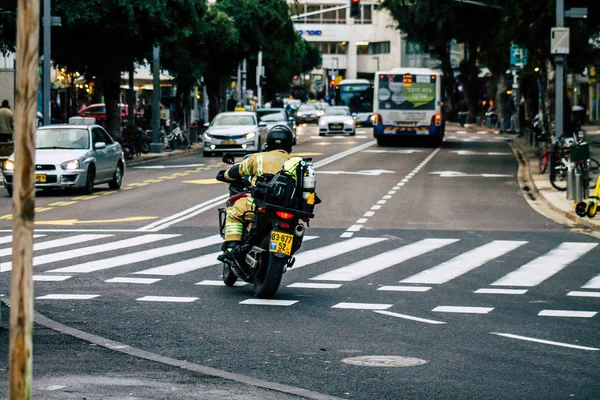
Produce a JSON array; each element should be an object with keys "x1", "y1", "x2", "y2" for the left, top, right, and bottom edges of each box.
[{"x1": 342, "y1": 356, "x2": 428, "y2": 367}]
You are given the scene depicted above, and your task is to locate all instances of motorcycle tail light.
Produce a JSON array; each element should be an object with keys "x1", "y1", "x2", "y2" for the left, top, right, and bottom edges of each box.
[{"x1": 276, "y1": 211, "x2": 295, "y2": 219}]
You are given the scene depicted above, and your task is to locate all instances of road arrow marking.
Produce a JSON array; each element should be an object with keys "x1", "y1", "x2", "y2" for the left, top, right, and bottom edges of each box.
[
  {"x1": 35, "y1": 216, "x2": 158, "y2": 226},
  {"x1": 429, "y1": 171, "x2": 513, "y2": 178},
  {"x1": 319, "y1": 169, "x2": 396, "y2": 176},
  {"x1": 450, "y1": 150, "x2": 512, "y2": 156},
  {"x1": 363, "y1": 149, "x2": 424, "y2": 154},
  {"x1": 134, "y1": 164, "x2": 205, "y2": 169}
]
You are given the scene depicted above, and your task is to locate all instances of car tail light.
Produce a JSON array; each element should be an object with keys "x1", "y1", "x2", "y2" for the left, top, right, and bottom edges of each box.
[
  {"x1": 372, "y1": 113, "x2": 383, "y2": 125},
  {"x1": 276, "y1": 211, "x2": 295, "y2": 219},
  {"x1": 431, "y1": 114, "x2": 442, "y2": 126}
]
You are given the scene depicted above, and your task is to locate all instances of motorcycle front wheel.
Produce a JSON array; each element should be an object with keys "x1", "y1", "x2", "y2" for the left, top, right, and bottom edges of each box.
[
  {"x1": 253, "y1": 236, "x2": 286, "y2": 298},
  {"x1": 222, "y1": 262, "x2": 238, "y2": 286},
  {"x1": 140, "y1": 140, "x2": 150, "y2": 154}
]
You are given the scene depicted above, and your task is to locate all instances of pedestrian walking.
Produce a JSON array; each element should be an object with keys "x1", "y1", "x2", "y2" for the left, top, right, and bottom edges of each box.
[
  {"x1": 0, "y1": 100, "x2": 14, "y2": 142},
  {"x1": 503, "y1": 95, "x2": 515, "y2": 133}
]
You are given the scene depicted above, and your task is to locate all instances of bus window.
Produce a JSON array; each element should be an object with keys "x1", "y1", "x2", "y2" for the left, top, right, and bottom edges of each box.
[{"x1": 335, "y1": 83, "x2": 374, "y2": 114}]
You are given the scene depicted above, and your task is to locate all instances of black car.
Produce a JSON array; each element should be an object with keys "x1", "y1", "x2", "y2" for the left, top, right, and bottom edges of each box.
[{"x1": 295, "y1": 104, "x2": 319, "y2": 125}]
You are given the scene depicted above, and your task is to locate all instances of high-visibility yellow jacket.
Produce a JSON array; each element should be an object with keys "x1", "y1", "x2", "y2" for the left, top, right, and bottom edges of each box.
[{"x1": 224, "y1": 149, "x2": 293, "y2": 186}]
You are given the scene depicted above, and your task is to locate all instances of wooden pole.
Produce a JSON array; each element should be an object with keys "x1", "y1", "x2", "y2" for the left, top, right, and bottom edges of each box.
[{"x1": 9, "y1": 0, "x2": 40, "y2": 397}]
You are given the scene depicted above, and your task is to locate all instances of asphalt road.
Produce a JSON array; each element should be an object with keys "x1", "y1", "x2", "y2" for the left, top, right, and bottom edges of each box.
[{"x1": 0, "y1": 124, "x2": 599, "y2": 399}]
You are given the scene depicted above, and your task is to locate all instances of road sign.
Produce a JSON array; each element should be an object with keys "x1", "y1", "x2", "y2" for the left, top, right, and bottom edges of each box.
[{"x1": 551, "y1": 28, "x2": 569, "y2": 54}]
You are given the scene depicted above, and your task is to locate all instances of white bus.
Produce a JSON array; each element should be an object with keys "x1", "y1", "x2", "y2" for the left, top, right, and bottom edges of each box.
[
  {"x1": 372, "y1": 67, "x2": 445, "y2": 146},
  {"x1": 333, "y1": 79, "x2": 374, "y2": 127}
]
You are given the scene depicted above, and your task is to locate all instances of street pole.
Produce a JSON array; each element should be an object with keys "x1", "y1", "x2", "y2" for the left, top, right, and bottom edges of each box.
[
  {"x1": 242, "y1": 58, "x2": 247, "y2": 104},
  {"x1": 555, "y1": 0, "x2": 564, "y2": 140},
  {"x1": 150, "y1": 43, "x2": 162, "y2": 153},
  {"x1": 10, "y1": 0, "x2": 40, "y2": 397},
  {"x1": 256, "y1": 51, "x2": 262, "y2": 107},
  {"x1": 42, "y1": 0, "x2": 50, "y2": 125},
  {"x1": 236, "y1": 63, "x2": 241, "y2": 102},
  {"x1": 128, "y1": 67, "x2": 135, "y2": 126}
]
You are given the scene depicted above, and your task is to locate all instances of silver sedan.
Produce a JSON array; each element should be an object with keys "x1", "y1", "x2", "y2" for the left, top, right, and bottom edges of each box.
[
  {"x1": 202, "y1": 112, "x2": 267, "y2": 157},
  {"x1": 2, "y1": 120, "x2": 125, "y2": 196}
]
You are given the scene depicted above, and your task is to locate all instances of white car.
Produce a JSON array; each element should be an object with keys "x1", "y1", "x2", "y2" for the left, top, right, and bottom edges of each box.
[
  {"x1": 202, "y1": 112, "x2": 267, "y2": 157},
  {"x1": 318, "y1": 106, "x2": 356, "y2": 136},
  {"x1": 2, "y1": 117, "x2": 125, "y2": 196}
]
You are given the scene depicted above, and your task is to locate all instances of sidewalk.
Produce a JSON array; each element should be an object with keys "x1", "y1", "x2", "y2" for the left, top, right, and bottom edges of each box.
[
  {"x1": 126, "y1": 143, "x2": 204, "y2": 167},
  {"x1": 0, "y1": 304, "x2": 333, "y2": 399}
]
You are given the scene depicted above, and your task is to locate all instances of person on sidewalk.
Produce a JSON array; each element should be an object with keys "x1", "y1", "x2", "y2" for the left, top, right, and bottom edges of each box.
[
  {"x1": 0, "y1": 100, "x2": 14, "y2": 142},
  {"x1": 503, "y1": 95, "x2": 515, "y2": 133}
]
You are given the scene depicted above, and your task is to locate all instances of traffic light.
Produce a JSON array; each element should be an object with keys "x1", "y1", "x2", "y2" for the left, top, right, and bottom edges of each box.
[
  {"x1": 259, "y1": 75, "x2": 267, "y2": 87},
  {"x1": 350, "y1": 0, "x2": 360, "y2": 19}
]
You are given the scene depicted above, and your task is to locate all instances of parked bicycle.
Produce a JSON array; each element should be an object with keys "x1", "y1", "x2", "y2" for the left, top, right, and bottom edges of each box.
[
  {"x1": 549, "y1": 140, "x2": 599, "y2": 193},
  {"x1": 159, "y1": 121, "x2": 190, "y2": 151}
]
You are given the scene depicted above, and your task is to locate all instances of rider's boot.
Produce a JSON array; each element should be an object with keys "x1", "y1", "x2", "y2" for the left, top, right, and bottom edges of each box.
[{"x1": 217, "y1": 240, "x2": 241, "y2": 262}]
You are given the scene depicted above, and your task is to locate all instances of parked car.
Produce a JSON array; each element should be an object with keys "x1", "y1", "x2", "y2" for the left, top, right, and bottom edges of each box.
[
  {"x1": 295, "y1": 104, "x2": 319, "y2": 125},
  {"x1": 202, "y1": 112, "x2": 267, "y2": 157},
  {"x1": 79, "y1": 103, "x2": 137, "y2": 121},
  {"x1": 318, "y1": 106, "x2": 356, "y2": 136},
  {"x1": 2, "y1": 117, "x2": 125, "y2": 196},
  {"x1": 256, "y1": 108, "x2": 297, "y2": 145}
]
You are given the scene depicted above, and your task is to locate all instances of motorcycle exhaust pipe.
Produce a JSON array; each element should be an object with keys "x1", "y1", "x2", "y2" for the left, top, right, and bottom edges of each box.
[{"x1": 294, "y1": 223, "x2": 305, "y2": 237}]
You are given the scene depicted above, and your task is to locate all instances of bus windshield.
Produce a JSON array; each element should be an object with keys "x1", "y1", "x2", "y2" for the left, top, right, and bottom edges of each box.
[
  {"x1": 335, "y1": 84, "x2": 373, "y2": 113},
  {"x1": 377, "y1": 74, "x2": 436, "y2": 110}
]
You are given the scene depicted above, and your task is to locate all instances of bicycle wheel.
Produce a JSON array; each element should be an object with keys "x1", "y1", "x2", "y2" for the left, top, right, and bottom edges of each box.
[
  {"x1": 549, "y1": 159, "x2": 568, "y2": 191},
  {"x1": 178, "y1": 133, "x2": 190, "y2": 150},
  {"x1": 588, "y1": 158, "x2": 600, "y2": 189}
]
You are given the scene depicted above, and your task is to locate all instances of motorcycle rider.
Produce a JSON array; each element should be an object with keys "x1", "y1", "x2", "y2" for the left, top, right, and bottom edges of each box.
[{"x1": 217, "y1": 125, "x2": 295, "y2": 262}]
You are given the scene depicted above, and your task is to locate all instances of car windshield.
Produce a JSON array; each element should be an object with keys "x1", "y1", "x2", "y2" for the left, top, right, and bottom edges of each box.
[
  {"x1": 324, "y1": 108, "x2": 350, "y2": 116},
  {"x1": 257, "y1": 111, "x2": 286, "y2": 122},
  {"x1": 36, "y1": 128, "x2": 90, "y2": 149},
  {"x1": 298, "y1": 105, "x2": 316, "y2": 112},
  {"x1": 212, "y1": 115, "x2": 256, "y2": 126}
]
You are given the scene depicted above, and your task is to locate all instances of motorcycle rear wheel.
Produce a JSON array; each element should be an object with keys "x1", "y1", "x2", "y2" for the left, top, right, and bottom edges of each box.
[
  {"x1": 222, "y1": 262, "x2": 238, "y2": 286},
  {"x1": 140, "y1": 141, "x2": 150, "y2": 154},
  {"x1": 253, "y1": 236, "x2": 285, "y2": 298}
]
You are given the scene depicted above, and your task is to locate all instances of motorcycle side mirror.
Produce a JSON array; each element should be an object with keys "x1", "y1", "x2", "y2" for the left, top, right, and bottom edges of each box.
[{"x1": 222, "y1": 153, "x2": 235, "y2": 165}]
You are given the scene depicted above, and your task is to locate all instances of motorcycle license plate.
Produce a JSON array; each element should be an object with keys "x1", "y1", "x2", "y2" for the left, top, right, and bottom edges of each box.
[
  {"x1": 269, "y1": 231, "x2": 293, "y2": 255},
  {"x1": 35, "y1": 174, "x2": 46, "y2": 183},
  {"x1": 222, "y1": 140, "x2": 236, "y2": 145}
]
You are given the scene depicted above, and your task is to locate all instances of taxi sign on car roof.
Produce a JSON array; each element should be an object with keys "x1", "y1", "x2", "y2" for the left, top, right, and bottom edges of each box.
[{"x1": 68, "y1": 116, "x2": 96, "y2": 125}]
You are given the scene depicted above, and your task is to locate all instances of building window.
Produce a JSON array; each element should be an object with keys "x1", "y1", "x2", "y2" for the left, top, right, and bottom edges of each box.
[
  {"x1": 369, "y1": 41, "x2": 391, "y2": 55},
  {"x1": 313, "y1": 42, "x2": 346, "y2": 55},
  {"x1": 356, "y1": 42, "x2": 369, "y2": 55},
  {"x1": 306, "y1": 5, "x2": 322, "y2": 23},
  {"x1": 355, "y1": 4, "x2": 374, "y2": 24}
]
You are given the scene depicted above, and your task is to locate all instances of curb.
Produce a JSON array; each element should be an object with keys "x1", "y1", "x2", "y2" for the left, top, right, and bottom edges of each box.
[
  {"x1": 510, "y1": 139, "x2": 600, "y2": 233},
  {"x1": 125, "y1": 144, "x2": 203, "y2": 167}
]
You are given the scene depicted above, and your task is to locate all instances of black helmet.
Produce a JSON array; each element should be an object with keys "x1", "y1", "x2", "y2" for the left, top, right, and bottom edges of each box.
[{"x1": 265, "y1": 124, "x2": 293, "y2": 153}]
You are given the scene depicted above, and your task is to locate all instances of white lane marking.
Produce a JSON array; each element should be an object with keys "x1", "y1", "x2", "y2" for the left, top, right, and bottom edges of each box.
[
  {"x1": 105, "y1": 277, "x2": 161, "y2": 284},
  {"x1": 134, "y1": 164, "x2": 205, "y2": 169},
  {"x1": 44, "y1": 385, "x2": 68, "y2": 391},
  {"x1": 538, "y1": 310, "x2": 597, "y2": 318},
  {"x1": 377, "y1": 200, "x2": 387, "y2": 204},
  {"x1": 429, "y1": 171, "x2": 513, "y2": 178},
  {"x1": 363, "y1": 149, "x2": 423, "y2": 154},
  {"x1": 370, "y1": 205, "x2": 381, "y2": 210},
  {"x1": 292, "y1": 237, "x2": 387, "y2": 270},
  {"x1": 332, "y1": 302, "x2": 392, "y2": 310},
  {"x1": 364, "y1": 211, "x2": 375, "y2": 217},
  {"x1": 4, "y1": 234, "x2": 179, "y2": 272},
  {"x1": 133, "y1": 251, "x2": 221, "y2": 276},
  {"x1": 456, "y1": 130, "x2": 467, "y2": 134},
  {"x1": 340, "y1": 232, "x2": 354, "y2": 238},
  {"x1": 0, "y1": 234, "x2": 112, "y2": 268},
  {"x1": 0, "y1": 234, "x2": 45, "y2": 245},
  {"x1": 432, "y1": 306, "x2": 494, "y2": 314},
  {"x1": 33, "y1": 275, "x2": 72, "y2": 282},
  {"x1": 581, "y1": 274, "x2": 600, "y2": 289},
  {"x1": 313, "y1": 140, "x2": 376, "y2": 168},
  {"x1": 48, "y1": 235, "x2": 222, "y2": 274},
  {"x1": 476, "y1": 131, "x2": 488, "y2": 134},
  {"x1": 374, "y1": 310, "x2": 446, "y2": 325},
  {"x1": 400, "y1": 241, "x2": 527, "y2": 285},
  {"x1": 567, "y1": 291, "x2": 600, "y2": 298},
  {"x1": 36, "y1": 294, "x2": 99, "y2": 300},
  {"x1": 137, "y1": 296, "x2": 198, "y2": 303},
  {"x1": 195, "y1": 280, "x2": 248, "y2": 286},
  {"x1": 287, "y1": 283, "x2": 341, "y2": 289},
  {"x1": 392, "y1": 187, "x2": 400, "y2": 190},
  {"x1": 491, "y1": 332, "x2": 600, "y2": 351},
  {"x1": 240, "y1": 299, "x2": 298, "y2": 306},
  {"x1": 311, "y1": 239, "x2": 458, "y2": 282},
  {"x1": 450, "y1": 150, "x2": 512, "y2": 156},
  {"x1": 318, "y1": 169, "x2": 395, "y2": 176},
  {"x1": 346, "y1": 224, "x2": 363, "y2": 232},
  {"x1": 491, "y1": 243, "x2": 598, "y2": 287},
  {"x1": 378, "y1": 286, "x2": 431, "y2": 292},
  {"x1": 475, "y1": 288, "x2": 528, "y2": 295},
  {"x1": 356, "y1": 218, "x2": 368, "y2": 224}
]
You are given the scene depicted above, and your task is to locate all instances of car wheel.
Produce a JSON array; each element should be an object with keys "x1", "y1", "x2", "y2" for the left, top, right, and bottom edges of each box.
[
  {"x1": 349, "y1": 130, "x2": 356, "y2": 136},
  {"x1": 203, "y1": 151, "x2": 211, "y2": 158},
  {"x1": 319, "y1": 131, "x2": 326, "y2": 136},
  {"x1": 82, "y1": 166, "x2": 95, "y2": 195},
  {"x1": 109, "y1": 162, "x2": 124, "y2": 190}
]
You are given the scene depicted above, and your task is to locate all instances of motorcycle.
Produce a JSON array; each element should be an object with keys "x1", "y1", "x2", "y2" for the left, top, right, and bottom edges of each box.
[{"x1": 215, "y1": 153, "x2": 320, "y2": 298}]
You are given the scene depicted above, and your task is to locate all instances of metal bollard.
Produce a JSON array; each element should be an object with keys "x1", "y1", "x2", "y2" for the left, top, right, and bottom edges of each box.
[
  {"x1": 574, "y1": 168, "x2": 584, "y2": 204},
  {"x1": 566, "y1": 166, "x2": 575, "y2": 200}
]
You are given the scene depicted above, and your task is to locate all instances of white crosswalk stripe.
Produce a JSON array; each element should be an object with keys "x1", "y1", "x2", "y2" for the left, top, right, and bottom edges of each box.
[
  {"x1": 10, "y1": 232, "x2": 598, "y2": 311},
  {"x1": 490, "y1": 242, "x2": 598, "y2": 287},
  {"x1": 0, "y1": 234, "x2": 45, "y2": 245}
]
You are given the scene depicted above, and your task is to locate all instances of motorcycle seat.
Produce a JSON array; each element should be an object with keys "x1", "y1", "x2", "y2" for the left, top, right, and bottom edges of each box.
[{"x1": 228, "y1": 192, "x2": 250, "y2": 205}]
